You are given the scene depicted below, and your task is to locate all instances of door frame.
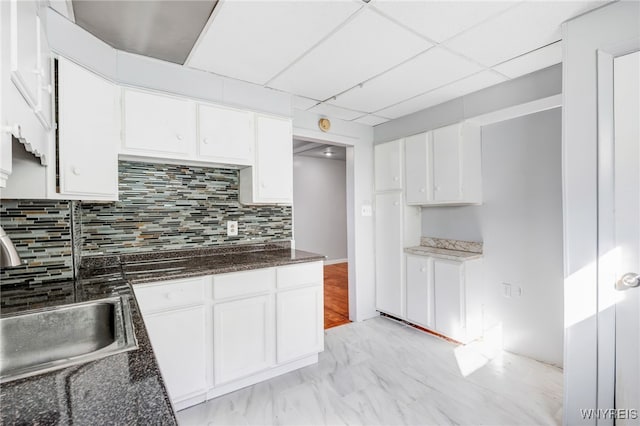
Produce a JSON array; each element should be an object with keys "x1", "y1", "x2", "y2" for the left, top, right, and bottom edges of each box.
[
  {"x1": 596, "y1": 40, "x2": 640, "y2": 421},
  {"x1": 291, "y1": 128, "x2": 358, "y2": 322}
]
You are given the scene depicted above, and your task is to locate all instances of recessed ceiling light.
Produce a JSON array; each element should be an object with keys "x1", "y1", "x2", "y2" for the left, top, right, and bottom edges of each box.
[{"x1": 323, "y1": 148, "x2": 333, "y2": 157}]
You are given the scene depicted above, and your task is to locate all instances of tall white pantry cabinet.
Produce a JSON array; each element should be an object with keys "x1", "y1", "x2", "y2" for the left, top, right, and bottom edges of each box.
[{"x1": 374, "y1": 139, "x2": 421, "y2": 319}]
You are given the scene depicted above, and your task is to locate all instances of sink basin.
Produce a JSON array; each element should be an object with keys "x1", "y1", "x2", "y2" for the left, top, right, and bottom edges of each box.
[{"x1": 0, "y1": 297, "x2": 138, "y2": 383}]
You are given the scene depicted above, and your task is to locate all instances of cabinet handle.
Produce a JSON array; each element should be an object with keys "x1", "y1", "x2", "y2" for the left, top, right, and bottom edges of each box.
[
  {"x1": 176, "y1": 134, "x2": 184, "y2": 141},
  {"x1": 202, "y1": 138, "x2": 209, "y2": 145},
  {"x1": 72, "y1": 167, "x2": 81, "y2": 176}
]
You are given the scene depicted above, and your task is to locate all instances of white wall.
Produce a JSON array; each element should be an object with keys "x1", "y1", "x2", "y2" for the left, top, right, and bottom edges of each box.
[
  {"x1": 293, "y1": 155, "x2": 347, "y2": 262},
  {"x1": 422, "y1": 108, "x2": 564, "y2": 366},
  {"x1": 562, "y1": 2, "x2": 640, "y2": 424}
]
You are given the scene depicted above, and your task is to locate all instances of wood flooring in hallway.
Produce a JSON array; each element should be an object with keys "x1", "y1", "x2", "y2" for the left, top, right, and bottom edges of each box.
[{"x1": 323, "y1": 262, "x2": 350, "y2": 329}]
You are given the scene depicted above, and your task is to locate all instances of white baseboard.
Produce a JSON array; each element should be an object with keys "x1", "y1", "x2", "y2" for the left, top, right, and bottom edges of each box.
[{"x1": 324, "y1": 258, "x2": 348, "y2": 265}]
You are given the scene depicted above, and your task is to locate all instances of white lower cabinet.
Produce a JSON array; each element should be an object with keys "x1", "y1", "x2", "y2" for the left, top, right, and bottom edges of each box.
[
  {"x1": 213, "y1": 295, "x2": 275, "y2": 385},
  {"x1": 134, "y1": 261, "x2": 323, "y2": 410},
  {"x1": 405, "y1": 254, "x2": 483, "y2": 343},
  {"x1": 405, "y1": 255, "x2": 434, "y2": 329},
  {"x1": 143, "y1": 307, "x2": 208, "y2": 402},
  {"x1": 276, "y1": 286, "x2": 323, "y2": 364}
]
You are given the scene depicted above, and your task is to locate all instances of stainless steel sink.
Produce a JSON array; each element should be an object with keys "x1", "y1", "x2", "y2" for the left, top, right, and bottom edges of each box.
[{"x1": 0, "y1": 297, "x2": 138, "y2": 383}]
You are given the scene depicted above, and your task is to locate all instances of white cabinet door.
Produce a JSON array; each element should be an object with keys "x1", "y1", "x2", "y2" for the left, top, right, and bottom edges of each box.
[
  {"x1": 404, "y1": 133, "x2": 430, "y2": 204},
  {"x1": 35, "y1": 26, "x2": 52, "y2": 130},
  {"x1": 123, "y1": 89, "x2": 195, "y2": 157},
  {"x1": 144, "y1": 306, "x2": 208, "y2": 402},
  {"x1": 432, "y1": 124, "x2": 462, "y2": 202},
  {"x1": 9, "y1": 0, "x2": 39, "y2": 108},
  {"x1": 375, "y1": 139, "x2": 403, "y2": 191},
  {"x1": 198, "y1": 104, "x2": 254, "y2": 165},
  {"x1": 58, "y1": 58, "x2": 118, "y2": 200},
  {"x1": 253, "y1": 114, "x2": 292, "y2": 203},
  {"x1": 276, "y1": 286, "x2": 323, "y2": 363},
  {"x1": 375, "y1": 192, "x2": 404, "y2": 317},
  {"x1": 406, "y1": 255, "x2": 434, "y2": 328},
  {"x1": 213, "y1": 295, "x2": 275, "y2": 384},
  {"x1": 433, "y1": 259, "x2": 465, "y2": 340}
]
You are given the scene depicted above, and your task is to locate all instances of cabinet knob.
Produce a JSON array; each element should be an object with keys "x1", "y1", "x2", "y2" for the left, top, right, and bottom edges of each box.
[
  {"x1": 41, "y1": 84, "x2": 52, "y2": 94},
  {"x1": 176, "y1": 134, "x2": 183, "y2": 141},
  {"x1": 165, "y1": 292, "x2": 176, "y2": 300},
  {"x1": 393, "y1": 176, "x2": 399, "y2": 182},
  {"x1": 420, "y1": 267, "x2": 426, "y2": 273},
  {"x1": 72, "y1": 167, "x2": 81, "y2": 176},
  {"x1": 420, "y1": 188, "x2": 426, "y2": 193},
  {"x1": 434, "y1": 185, "x2": 441, "y2": 191},
  {"x1": 393, "y1": 201, "x2": 399, "y2": 206},
  {"x1": 202, "y1": 138, "x2": 209, "y2": 145},
  {"x1": 260, "y1": 182, "x2": 266, "y2": 189}
]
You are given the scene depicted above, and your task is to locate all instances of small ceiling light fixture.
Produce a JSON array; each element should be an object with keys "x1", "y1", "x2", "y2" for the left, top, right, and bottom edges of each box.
[
  {"x1": 323, "y1": 148, "x2": 333, "y2": 157},
  {"x1": 318, "y1": 118, "x2": 331, "y2": 132}
]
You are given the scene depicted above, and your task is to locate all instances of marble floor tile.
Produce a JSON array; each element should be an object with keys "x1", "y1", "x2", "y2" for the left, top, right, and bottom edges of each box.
[{"x1": 177, "y1": 317, "x2": 563, "y2": 426}]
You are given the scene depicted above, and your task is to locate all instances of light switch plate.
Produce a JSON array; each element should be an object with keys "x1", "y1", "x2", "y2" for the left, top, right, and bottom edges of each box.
[
  {"x1": 361, "y1": 204, "x2": 373, "y2": 217},
  {"x1": 227, "y1": 221, "x2": 238, "y2": 236}
]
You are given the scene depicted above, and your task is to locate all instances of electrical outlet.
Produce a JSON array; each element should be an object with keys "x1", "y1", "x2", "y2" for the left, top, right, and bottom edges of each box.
[{"x1": 227, "y1": 221, "x2": 238, "y2": 237}]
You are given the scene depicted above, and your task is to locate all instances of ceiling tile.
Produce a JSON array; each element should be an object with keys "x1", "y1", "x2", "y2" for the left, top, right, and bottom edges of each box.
[
  {"x1": 186, "y1": 0, "x2": 362, "y2": 85},
  {"x1": 268, "y1": 8, "x2": 432, "y2": 100},
  {"x1": 329, "y1": 47, "x2": 483, "y2": 113},
  {"x1": 353, "y1": 115, "x2": 390, "y2": 126},
  {"x1": 372, "y1": 1, "x2": 515, "y2": 43},
  {"x1": 292, "y1": 95, "x2": 319, "y2": 111},
  {"x1": 377, "y1": 70, "x2": 507, "y2": 119},
  {"x1": 308, "y1": 103, "x2": 365, "y2": 121},
  {"x1": 444, "y1": 1, "x2": 607, "y2": 67},
  {"x1": 492, "y1": 42, "x2": 562, "y2": 78}
]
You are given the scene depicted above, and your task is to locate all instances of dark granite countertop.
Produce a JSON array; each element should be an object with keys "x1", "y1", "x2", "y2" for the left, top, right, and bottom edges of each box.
[{"x1": 0, "y1": 242, "x2": 325, "y2": 425}]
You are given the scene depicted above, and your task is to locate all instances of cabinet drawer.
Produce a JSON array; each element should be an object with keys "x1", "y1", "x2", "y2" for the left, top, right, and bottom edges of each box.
[
  {"x1": 134, "y1": 277, "x2": 206, "y2": 314},
  {"x1": 213, "y1": 268, "x2": 275, "y2": 300},
  {"x1": 276, "y1": 262, "x2": 323, "y2": 289}
]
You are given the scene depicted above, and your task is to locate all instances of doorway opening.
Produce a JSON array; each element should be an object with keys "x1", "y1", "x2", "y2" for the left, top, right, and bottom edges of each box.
[{"x1": 292, "y1": 139, "x2": 350, "y2": 329}]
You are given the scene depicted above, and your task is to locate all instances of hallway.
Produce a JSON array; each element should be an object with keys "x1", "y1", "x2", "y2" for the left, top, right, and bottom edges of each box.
[{"x1": 324, "y1": 263, "x2": 350, "y2": 329}]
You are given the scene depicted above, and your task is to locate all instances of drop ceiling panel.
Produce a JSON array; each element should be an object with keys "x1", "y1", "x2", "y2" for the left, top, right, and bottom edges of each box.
[
  {"x1": 372, "y1": 1, "x2": 516, "y2": 43},
  {"x1": 353, "y1": 115, "x2": 390, "y2": 126},
  {"x1": 493, "y1": 42, "x2": 562, "y2": 78},
  {"x1": 187, "y1": 0, "x2": 362, "y2": 85},
  {"x1": 444, "y1": 1, "x2": 607, "y2": 67},
  {"x1": 377, "y1": 70, "x2": 507, "y2": 119},
  {"x1": 330, "y1": 47, "x2": 483, "y2": 113},
  {"x1": 268, "y1": 8, "x2": 432, "y2": 100},
  {"x1": 292, "y1": 95, "x2": 319, "y2": 111},
  {"x1": 308, "y1": 103, "x2": 365, "y2": 121}
]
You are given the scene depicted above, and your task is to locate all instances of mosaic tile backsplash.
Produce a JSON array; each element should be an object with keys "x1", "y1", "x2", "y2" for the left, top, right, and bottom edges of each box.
[
  {"x1": 0, "y1": 161, "x2": 292, "y2": 285},
  {"x1": 0, "y1": 200, "x2": 74, "y2": 285},
  {"x1": 78, "y1": 161, "x2": 292, "y2": 256}
]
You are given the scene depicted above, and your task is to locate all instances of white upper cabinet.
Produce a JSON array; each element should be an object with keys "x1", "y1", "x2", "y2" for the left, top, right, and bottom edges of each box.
[
  {"x1": 240, "y1": 114, "x2": 293, "y2": 204},
  {"x1": 122, "y1": 88, "x2": 196, "y2": 158},
  {"x1": 375, "y1": 139, "x2": 403, "y2": 191},
  {"x1": 405, "y1": 132, "x2": 431, "y2": 204},
  {"x1": 58, "y1": 58, "x2": 119, "y2": 200},
  {"x1": 405, "y1": 122, "x2": 482, "y2": 205},
  {"x1": 197, "y1": 104, "x2": 254, "y2": 165},
  {"x1": 35, "y1": 26, "x2": 53, "y2": 130},
  {"x1": 9, "y1": 0, "x2": 39, "y2": 108}
]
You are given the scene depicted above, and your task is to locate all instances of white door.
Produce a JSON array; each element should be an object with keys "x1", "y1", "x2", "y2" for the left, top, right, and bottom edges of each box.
[
  {"x1": 123, "y1": 89, "x2": 195, "y2": 157},
  {"x1": 374, "y1": 139, "x2": 402, "y2": 191},
  {"x1": 276, "y1": 286, "x2": 323, "y2": 363},
  {"x1": 433, "y1": 259, "x2": 464, "y2": 340},
  {"x1": 213, "y1": 295, "x2": 275, "y2": 384},
  {"x1": 144, "y1": 307, "x2": 208, "y2": 402},
  {"x1": 374, "y1": 192, "x2": 403, "y2": 317},
  {"x1": 406, "y1": 254, "x2": 434, "y2": 328},
  {"x1": 255, "y1": 114, "x2": 292, "y2": 203},
  {"x1": 198, "y1": 104, "x2": 254, "y2": 165},
  {"x1": 598, "y1": 48, "x2": 640, "y2": 424},
  {"x1": 404, "y1": 133, "x2": 430, "y2": 204},
  {"x1": 58, "y1": 58, "x2": 119, "y2": 199},
  {"x1": 432, "y1": 124, "x2": 462, "y2": 202}
]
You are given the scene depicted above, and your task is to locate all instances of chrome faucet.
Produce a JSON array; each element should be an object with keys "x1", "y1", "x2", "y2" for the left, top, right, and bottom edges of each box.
[{"x1": 0, "y1": 226, "x2": 22, "y2": 268}]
